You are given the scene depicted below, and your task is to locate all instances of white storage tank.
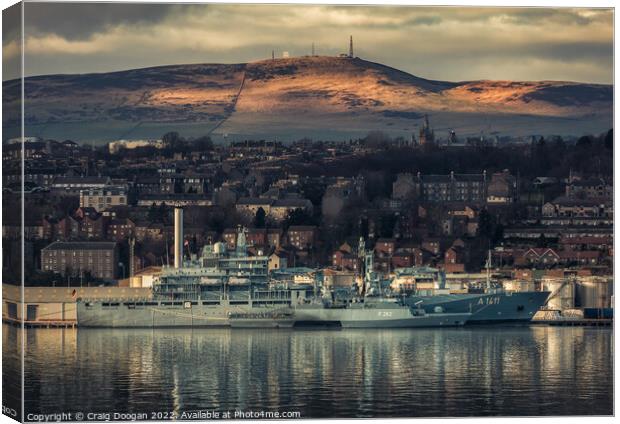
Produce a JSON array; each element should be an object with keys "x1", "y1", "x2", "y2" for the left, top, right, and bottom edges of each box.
[
  {"x1": 543, "y1": 279, "x2": 575, "y2": 310},
  {"x1": 575, "y1": 279, "x2": 614, "y2": 308}
]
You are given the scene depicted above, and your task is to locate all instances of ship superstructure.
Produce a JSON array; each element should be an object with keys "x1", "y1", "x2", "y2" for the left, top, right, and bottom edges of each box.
[{"x1": 154, "y1": 225, "x2": 272, "y2": 302}]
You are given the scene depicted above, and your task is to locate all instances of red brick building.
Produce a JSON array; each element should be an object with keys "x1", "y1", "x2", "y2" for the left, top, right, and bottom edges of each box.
[
  {"x1": 287, "y1": 226, "x2": 318, "y2": 251},
  {"x1": 107, "y1": 218, "x2": 135, "y2": 241},
  {"x1": 375, "y1": 238, "x2": 396, "y2": 257}
]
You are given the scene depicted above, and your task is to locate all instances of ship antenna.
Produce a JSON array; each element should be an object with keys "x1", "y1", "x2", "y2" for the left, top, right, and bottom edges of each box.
[
  {"x1": 486, "y1": 248, "x2": 491, "y2": 290},
  {"x1": 358, "y1": 236, "x2": 365, "y2": 296},
  {"x1": 165, "y1": 233, "x2": 170, "y2": 267}
]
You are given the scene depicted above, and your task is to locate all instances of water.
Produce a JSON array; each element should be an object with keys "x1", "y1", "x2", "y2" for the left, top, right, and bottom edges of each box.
[{"x1": 3, "y1": 325, "x2": 614, "y2": 419}]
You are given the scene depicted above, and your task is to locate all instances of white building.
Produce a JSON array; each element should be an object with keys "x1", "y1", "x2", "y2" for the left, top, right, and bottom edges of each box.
[{"x1": 80, "y1": 187, "x2": 127, "y2": 212}]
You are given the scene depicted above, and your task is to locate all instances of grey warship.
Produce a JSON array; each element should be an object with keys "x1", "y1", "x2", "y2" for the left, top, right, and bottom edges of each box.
[
  {"x1": 292, "y1": 299, "x2": 469, "y2": 328},
  {"x1": 77, "y1": 208, "x2": 470, "y2": 328},
  {"x1": 290, "y1": 239, "x2": 470, "y2": 328},
  {"x1": 397, "y1": 254, "x2": 550, "y2": 324}
]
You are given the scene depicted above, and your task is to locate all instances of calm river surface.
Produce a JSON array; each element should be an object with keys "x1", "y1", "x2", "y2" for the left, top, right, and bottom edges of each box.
[{"x1": 2, "y1": 324, "x2": 613, "y2": 419}]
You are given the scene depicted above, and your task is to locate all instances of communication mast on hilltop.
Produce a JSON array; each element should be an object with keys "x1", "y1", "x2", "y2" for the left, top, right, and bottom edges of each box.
[
  {"x1": 349, "y1": 35, "x2": 354, "y2": 58},
  {"x1": 312, "y1": 42, "x2": 315, "y2": 56}
]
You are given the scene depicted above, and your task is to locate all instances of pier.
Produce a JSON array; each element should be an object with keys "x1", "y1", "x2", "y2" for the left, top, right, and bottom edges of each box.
[
  {"x1": 532, "y1": 319, "x2": 612, "y2": 327},
  {"x1": 3, "y1": 317, "x2": 77, "y2": 328}
]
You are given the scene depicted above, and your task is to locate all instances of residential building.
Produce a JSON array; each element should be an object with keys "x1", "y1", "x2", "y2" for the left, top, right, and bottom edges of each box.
[
  {"x1": 222, "y1": 229, "x2": 238, "y2": 250},
  {"x1": 51, "y1": 176, "x2": 111, "y2": 195},
  {"x1": 134, "y1": 176, "x2": 160, "y2": 195},
  {"x1": 41, "y1": 241, "x2": 118, "y2": 280},
  {"x1": 270, "y1": 198, "x2": 313, "y2": 221},
  {"x1": 487, "y1": 170, "x2": 517, "y2": 204},
  {"x1": 137, "y1": 194, "x2": 213, "y2": 207},
  {"x1": 78, "y1": 211, "x2": 106, "y2": 240},
  {"x1": 269, "y1": 251, "x2": 289, "y2": 271},
  {"x1": 80, "y1": 186, "x2": 127, "y2": 212},
  {"x1": 235, "y1": 197, "x2": 312, "y2": 223},
  {"x1": 321, "y1": 177, "x2": 365, "y2": 222},
  {"x1": 415, "y1": 171, "x2": 487, "y2": 203},
  {"x1": 246, "y1": 228, "x2": 267, "y2": 247},
  {"x1": 107, "y1": 218, "x2": 135, "y2": 241},
  {"x1": 235, "y1": 198, "x2": 273, "y2": 218},
  {"x1": 444, "y1": 246, "x2": 466, "y2": 273},
  {"x1": 287, "y1": 226, "x2": 318, "y2": 251},
  {"x1": 542, "y1": 197, "x2": 612, "y2": 219},
  {"x1": 565, "y1": 177, "x2": 612, "y2": 199},
  {"x1": 267, "y1": 229, "x2": 283, "y2": 248},
  {"x1": 375, "y1": 238, "x2": 396, "y2": 257},
  {"x1": 521, "y1": 248, "x2": 560, "y2": 267}
]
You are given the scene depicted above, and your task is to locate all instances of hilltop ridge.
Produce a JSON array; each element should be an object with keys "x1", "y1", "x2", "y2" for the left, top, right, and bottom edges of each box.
[{"x1": 2, "y1": 56, "x2": 612, "y2": 142}]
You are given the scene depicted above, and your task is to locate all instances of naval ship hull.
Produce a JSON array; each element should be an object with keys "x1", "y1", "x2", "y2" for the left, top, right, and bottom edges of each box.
[
  {"x1": 76, "y1": 301, "x2": 470, "y2": 328},
  {"x1": 76, "y1": 301, "x2": 295, "y2": 328},
  {"x1": 407, "y1": 291, "x2": 551, "y2": 324},
  {"x1": 292, "y1": 305, "x2": 470, "y2": 328}
]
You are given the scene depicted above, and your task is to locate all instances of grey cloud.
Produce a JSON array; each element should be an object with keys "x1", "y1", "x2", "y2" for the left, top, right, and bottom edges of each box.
[
  {"x1": 6, "y1": 4, "x2": 612, "y2": 84},
  {"x1": 3, "y1": 3, "x2": 21, "y2": 80},
  {"x1": 23, "y1": 2, "x2": 188, "y2": 40},
  {"x1": 417, "y1": 39, "x2": 612, "y2": 64},
  {"x1": 414, "y1": 7, "x2": 610, "y2": 26},
  {"x1": 524, "y1": 41, "x2": 613, "y2": 63},
  {"x1": 3, "y1": 3, "x2": 21, "y2": 44},
  {"x1": 498, "y1": 9, "x2": 593, "y2": 26},
  {"x1": 406, "y1": 16, "x2": 442, "y2": 26}
]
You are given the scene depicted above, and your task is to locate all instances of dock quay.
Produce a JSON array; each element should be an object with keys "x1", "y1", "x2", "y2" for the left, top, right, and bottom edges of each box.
[
  {"x1": 3, "y1": 317, "x2": 77, "y2": 328},
  {"x1": 532, "y1": 319, "x2": 612, "y2": 327},
  {"x1": 532, "y1": 309, "x2": 613, "y2": 327},
  {"x1": 2, "y1": 283, "x2": 152, "y2": 327}
]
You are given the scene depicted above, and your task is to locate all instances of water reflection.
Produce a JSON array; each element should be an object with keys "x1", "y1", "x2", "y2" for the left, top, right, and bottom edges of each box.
[
  {"x1": 2, "y1": 323, "x2": 23, "y2": 420},
  {"x1": 5, "y1": 325, "x2": 613, "y2": 418}
]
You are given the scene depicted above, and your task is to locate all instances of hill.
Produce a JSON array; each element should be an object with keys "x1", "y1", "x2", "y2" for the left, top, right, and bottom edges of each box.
[{"x1": 2, "y1": 56, "x2": 612, "y2": 143}]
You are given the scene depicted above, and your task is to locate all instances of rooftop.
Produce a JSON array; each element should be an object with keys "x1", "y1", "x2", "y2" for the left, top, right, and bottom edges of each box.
[
  {"x1": 42, "y1": 241, "x2": 117, "y2": 251},
  {"x1": 53, "y1": 176, "x2": 110, "y2": 185}
]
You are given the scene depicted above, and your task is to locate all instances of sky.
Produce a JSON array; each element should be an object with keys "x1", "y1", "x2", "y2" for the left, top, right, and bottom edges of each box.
[{"x1": 2, "y1": 2, "x2": 614, "y2": 83}]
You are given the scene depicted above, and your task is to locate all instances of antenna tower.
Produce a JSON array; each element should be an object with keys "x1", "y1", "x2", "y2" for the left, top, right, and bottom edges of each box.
[{"x1": 349, "y1": 35, "x2": 353, "y2": 58}]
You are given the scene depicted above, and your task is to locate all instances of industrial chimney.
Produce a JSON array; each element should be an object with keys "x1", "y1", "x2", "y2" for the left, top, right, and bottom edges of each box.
[{"x1": 174, "y1": 207, "x2": 183, "y2": 269}]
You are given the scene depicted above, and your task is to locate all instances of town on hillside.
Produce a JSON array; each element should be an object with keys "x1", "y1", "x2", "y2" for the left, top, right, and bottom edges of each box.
[{"x1": 2, "y1": 124, "x2": 613, "y2": 299}]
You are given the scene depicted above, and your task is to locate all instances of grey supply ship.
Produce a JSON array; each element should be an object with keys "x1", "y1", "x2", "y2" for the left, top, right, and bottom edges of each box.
[
  {"x1": 77, "y1": 208, "x2": 469, "y2": 328},
  {"x1": 78, "y1": 208, "x2": 307, "y2": 328}
]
